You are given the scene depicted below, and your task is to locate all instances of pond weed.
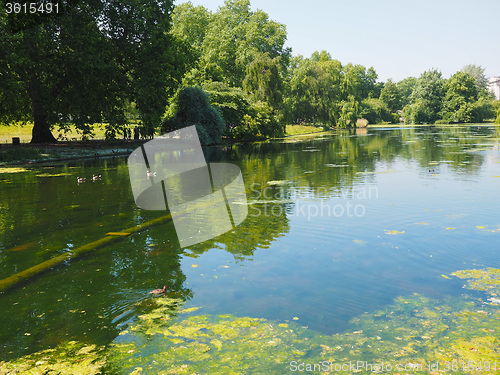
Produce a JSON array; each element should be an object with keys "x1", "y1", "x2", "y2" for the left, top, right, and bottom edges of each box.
[{"x1": 2, "y1": 268, "x2": 498, "y2": 374}]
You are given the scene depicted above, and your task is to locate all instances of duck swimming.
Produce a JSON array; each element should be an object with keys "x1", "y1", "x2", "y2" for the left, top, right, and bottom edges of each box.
[
  {"x1": 77, "y1": 177, "x2": 86, "y2": 183},
  {"x1": 149, "y1": 285, "x2": 167, "y2": 295},
  {"x1": 92, "y1": 174, "x2": 102, "y2": 181}
]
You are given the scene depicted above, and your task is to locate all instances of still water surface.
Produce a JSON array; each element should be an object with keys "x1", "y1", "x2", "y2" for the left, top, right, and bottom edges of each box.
[{"x1": 1, "y1": 126, "x2": 499, "y2": 359}]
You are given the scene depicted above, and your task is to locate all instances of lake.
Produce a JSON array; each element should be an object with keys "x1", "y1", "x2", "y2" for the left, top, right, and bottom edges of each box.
[{"x1": 0, "y1": 126, "x2": 499, "y2": 372}]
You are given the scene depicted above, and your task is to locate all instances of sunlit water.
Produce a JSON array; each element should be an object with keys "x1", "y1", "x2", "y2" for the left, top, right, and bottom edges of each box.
[{"x1": 1, "y1": 126, "x2": 499, "y2": 359}]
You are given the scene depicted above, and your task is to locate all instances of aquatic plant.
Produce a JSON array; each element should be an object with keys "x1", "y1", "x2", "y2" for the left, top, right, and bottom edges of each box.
[
  {"x1": 0, "y1": 341, "x2": 105, "y2": 375},
  {"x1": 105, "y1": 268, "x2": 499, "y2": 374},
  {"x1": 2, "y1": 268, "x2": 498, "y2": 374}
]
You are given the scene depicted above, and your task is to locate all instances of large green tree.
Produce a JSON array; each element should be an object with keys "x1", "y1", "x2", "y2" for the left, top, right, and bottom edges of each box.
[
  {"x1": 342, "y1": 63, "x2": 377, "y2": 101},
  {"x1": 286, "y1": 54, "x2": 343, "y2": 126},
  {"x1": 460, "y1": 64, "x2": 488, "y2": 93},
  {"x1": 396, "y1": 77, "x2": 417, "y2": 108},
  {"x1": 0, "y1": 0, "x2": 185, "y2": 143},
  {"x1": 379, "y1": 79, "x2": 401, "y2": 112},
  {"x1": 406, "y1": 69, "x2": 444, "y2": 124},
  {"x1": 284, "y1": 51, "x2": 377, "y2": 127},
  {"x1": 170, "y1": 2, "x2": 212, "y2": 54},
  {"x1": 193, "y1": 0, "x2": 290, "y2": 87},
  {"x1": 242, "y1": 55, "x2": 283, "y2": 110},
  {"x1": 440, "y1": 71, "x2": 478, "y2": 123}
]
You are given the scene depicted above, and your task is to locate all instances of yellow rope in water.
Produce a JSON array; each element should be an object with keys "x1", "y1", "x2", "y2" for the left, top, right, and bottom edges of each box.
[{"x1": 0, "y1": 213, "x2": 172, "y2": 293}]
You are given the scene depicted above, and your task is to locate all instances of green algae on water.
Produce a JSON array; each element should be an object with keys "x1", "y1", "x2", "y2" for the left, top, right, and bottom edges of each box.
[
  {"x1": 2, "y1": 269, "x2": 499, "y2": 374},
  {"x1": 452, "y1": 268, "x2": 500, "y2": 295},
  {"x1": 107, "y1": 272, "x2": 499, "y2": 374},
  {"x1": 0, "y1": 341, "x2": 105, "y2": 375}
]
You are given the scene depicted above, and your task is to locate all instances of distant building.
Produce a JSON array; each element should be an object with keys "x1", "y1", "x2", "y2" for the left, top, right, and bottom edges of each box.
[{"x1": 489, "y1": 76, "x2": 500, "y2": 100}]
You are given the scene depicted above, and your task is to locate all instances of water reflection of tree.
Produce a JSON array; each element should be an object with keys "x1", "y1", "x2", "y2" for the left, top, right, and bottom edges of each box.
[
  {"x1": 187, "y1": 126, "x2": 495, "y2": 261},
  {"x1": 183, "y1": 201, "x2": 291, "y2": 261},
  {"x1": 1, "y1": 126, "x2": 499, "y2": 359},
  {"x1": 0, "y1": 126, "x2": 493, "y2": 269}
]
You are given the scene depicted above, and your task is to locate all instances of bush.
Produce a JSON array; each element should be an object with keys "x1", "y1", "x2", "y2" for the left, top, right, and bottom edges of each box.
[
  {"x1": 495, "y1": 107, "x2": 500, "y2": 125},
  {"x1": 434, "y1": 118, "x2": 450, "y2": 124},
  {"x1": 203, "y1": 82, "x2": 251, "y2": 126},
  {"x1": 472, "y1": 97, "x2": 495, "y2": 123},
  {"x1": 231, "y1": 101, "x2": 283, "y2": 140},
  {"x1": 360, "y1": 98, "x2": 393, "y2": 124},
  {"x1": 161, "y1": 87, "x2": 225, "y2": 145}
]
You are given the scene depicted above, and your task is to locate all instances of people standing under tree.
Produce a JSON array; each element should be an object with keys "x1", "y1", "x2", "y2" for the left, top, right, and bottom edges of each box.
[{"x1": 133, "y1": 126, "x2": 139, "y2": 140}]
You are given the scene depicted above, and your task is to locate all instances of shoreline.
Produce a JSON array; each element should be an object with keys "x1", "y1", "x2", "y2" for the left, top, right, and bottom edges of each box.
[{"x1": 1, "y1": 123, "x2": 497, "y2": 167}]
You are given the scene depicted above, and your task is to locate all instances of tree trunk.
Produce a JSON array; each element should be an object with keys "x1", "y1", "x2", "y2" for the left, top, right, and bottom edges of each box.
[
  {"x1": 28, "y1": 75, "x2": 57, "y2": 143},
  {"x1": 31, "y1": 114, "x2": 57, "y2": 143}
]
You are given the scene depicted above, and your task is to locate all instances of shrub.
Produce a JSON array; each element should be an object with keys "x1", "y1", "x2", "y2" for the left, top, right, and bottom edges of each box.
[
  {"x1": 472, "y1": 97, "x2": 495, "y2": 123},
  {"x1": 203, "y1": 82, "x2": 251, "y2": 126},
  {"x1": 360, "y1": 98, "x2": 393, "y2": 124},
  {"x1": 161, "y1": 87, "x2": 225, "y2": 145},
  {"x1": 231, "y1": 101, "x2": 283, "y2": 140}
]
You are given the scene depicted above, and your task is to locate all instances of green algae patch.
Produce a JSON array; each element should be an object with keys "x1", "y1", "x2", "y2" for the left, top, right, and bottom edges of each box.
[
  {"x1": 107, "y1": 301, "x2": 314, "y2": 374},
  {"x1": 452, "y1": 268, "x2": 500, "y2": 295},
  {"x1": 107, "y1": 281, "x2": 500, "y2": 374},
  {"x1": 2, "y1": 269, "x2": 499, "y2": 374},
  {"x1": 0, "y1": 167, "x2": 31, "y2": 174},
  {"x1": 0, "y1": 341, "x2": 106, "y2": 375}
]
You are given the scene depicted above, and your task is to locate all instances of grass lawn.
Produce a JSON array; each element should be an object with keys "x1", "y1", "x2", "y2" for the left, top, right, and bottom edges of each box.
[
  {"x1": 2, "y1": 123, "x2": 327, "y2": 143},
  {"x1": 0, "y1": 124, "x2": 112, "y2": 144},
  {"x1": 285, "y1": 124, "x2": 326, "y2": 135}
]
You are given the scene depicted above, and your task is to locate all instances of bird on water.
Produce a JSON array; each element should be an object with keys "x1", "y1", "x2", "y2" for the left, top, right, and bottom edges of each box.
[{"x1": 149, "y1": 285, "x2": 168, "y2": 295}]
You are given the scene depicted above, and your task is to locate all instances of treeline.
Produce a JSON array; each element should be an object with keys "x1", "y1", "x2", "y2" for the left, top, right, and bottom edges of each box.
[
  {"x1": 164, "y1": 1, "x2": 500, "y2": 142},
  {"x1": 1, "y1": 0, "x2": 499, "y2": 144},
  {"x1": 167, "y1": 3, "x2": 385, "y2": 141}
]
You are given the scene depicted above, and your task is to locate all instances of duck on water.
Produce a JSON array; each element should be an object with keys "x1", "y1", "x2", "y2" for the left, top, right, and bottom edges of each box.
[{"x1": 149, "y1": 286, "x2": 168, "y2": 295}]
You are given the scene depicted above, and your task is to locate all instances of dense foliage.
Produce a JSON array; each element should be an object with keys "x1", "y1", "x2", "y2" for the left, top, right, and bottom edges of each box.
[
  {"x1": 0, "y1": 0, "x2": 191, "y2": 143},
  {"x1": 161, "y1": 87, "x2": 225, "y2": 145},
  {"x1": 1, "y1": 0, "x2": 499, "y2": 143}
]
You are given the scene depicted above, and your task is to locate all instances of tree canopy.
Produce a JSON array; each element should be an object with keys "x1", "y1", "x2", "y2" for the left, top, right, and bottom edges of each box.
[
  {"x1": 440, "y1": 71, "x2": 478, "y2": 123},
  {"x1": 176, "y1": 0, "x2": 290, "y2": 88},
  {"x1": 461, "y1": 64, "x2": 488, "y2": 93},
  {"x1": 282, "y1": 52, "x2": 379, "y2": 127},
  {"x1": 1, "y1": 0, "x2": 499, "y2": 143},
  {"x1": 405, "y1": 69, "x2": 445, "y2": 124},
  {"x1": 0, "y1": 0, "x2": 188, "y2": 143}
]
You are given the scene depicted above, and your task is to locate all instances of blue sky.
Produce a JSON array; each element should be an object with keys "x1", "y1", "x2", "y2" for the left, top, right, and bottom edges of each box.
[{"x1": 178, "y1": 0, "x2": 499, "y2": 82}]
